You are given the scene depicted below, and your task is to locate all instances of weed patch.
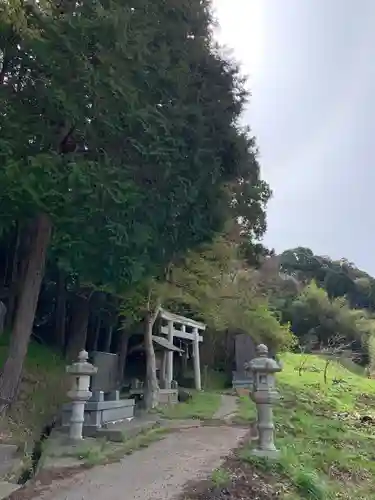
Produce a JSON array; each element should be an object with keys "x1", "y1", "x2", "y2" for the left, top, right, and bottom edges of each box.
[
  {"x1": 211, "y1": 467, "x2": 231, "y2": 488},
  {"x1": 0, "y1": 338, "x2": 67, "y2": 449},
  {"x1": 235, "y1": 353, "x2": 375, "y2": 498}
]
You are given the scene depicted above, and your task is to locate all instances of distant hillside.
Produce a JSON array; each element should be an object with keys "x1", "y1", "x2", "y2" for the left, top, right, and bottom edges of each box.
[
  {"x1": 278, "y1": 247, "x2": 375, "y2": 309},
  {"x1": 253, "y1": 248, "x2": 375, "y2": 366}
]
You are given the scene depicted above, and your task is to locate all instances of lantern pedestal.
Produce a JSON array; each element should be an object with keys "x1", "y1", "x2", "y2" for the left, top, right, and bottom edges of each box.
[{"x1": 252, "y1": 393, "x2": 280, "y2": 458}]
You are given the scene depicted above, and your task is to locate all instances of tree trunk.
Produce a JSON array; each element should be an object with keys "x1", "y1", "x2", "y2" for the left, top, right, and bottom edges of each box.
[
  {"x1": 5, "y1": 222, "x2": 22, "y2": 330},
  {"x1": 143, "y1": 313, "x2": 159, "y2": 410},
  {"x1": 117, "y1": 330, "x2": 130, "y2": 386},
  {"x1": 0, "y1": 213, "x2": 52, "y2": 415},
  {"x1": 103, "y1": 307, "x2": 118, "y2": 353},
  {"x1": 2, "y1": 226, "x2": 13, "y2": 288},
  {"x1": 55, "y1": 269, "x2": 67, "y2": 352},
  {"x1": 104, "y1": 324, "x2": 113, "y2": 353},
  {"x1": 66, "y1": 293, "x2": 91, "y2": 361},
  {"x1": 0, "y1": 302, "x2": 6, "y2": 336},
  {"x1": 92, "y1": 313, "x2": 101, "y2": 352}
]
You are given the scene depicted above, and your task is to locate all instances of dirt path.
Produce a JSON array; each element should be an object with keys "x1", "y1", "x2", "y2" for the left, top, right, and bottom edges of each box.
[
  {"x1": 22, "y1": 426, "x2": 247, "y2": 500},
  {"x1": 213, "y1": 395, "x2": 238, "y2": 420}
]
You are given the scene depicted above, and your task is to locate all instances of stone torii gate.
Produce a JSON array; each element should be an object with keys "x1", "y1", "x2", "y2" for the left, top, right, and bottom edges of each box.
[{"x1": 159, "y1": 309, "x2": 205, "y2": 391}]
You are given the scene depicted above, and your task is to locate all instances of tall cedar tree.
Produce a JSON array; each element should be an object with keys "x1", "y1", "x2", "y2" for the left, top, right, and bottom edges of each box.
[{"x1": 0, "y1": 0, "x2": 269, "y2": 410}]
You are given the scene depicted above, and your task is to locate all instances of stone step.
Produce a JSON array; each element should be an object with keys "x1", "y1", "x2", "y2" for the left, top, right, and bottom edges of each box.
[
  {"x1": 95, "y1": 419, "x2": 158, "y2": 442},
  {"x1": 160, "y1": 419, "x2": 201, "y2": 430},
  {"x1": 0, "y1": 480, "x2": 20, "y2": 499},
  {"x1": 0, "y1": 445, "x2": 20, "y2": 481},
  {"x1": 0, "y1": 445, "x2": 17, "y2": 462},
  {"x1": 0, "y1": 458, "x2": 19, "y2": 479}
]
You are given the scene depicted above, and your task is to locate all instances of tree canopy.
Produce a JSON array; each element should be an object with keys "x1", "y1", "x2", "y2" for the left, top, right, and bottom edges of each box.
[
  {"x1": 1, "y1": 0, "x2": 269, "y2": 287},
  {"x1": 279, "y1": 247, "x2": 375, "y2": 310},
  {"x1": 0, "y1": 0, "x2": 271, "y2": 409},
  {"x1": 274, "y1": 247, "x2": 375, "y2": 363}
]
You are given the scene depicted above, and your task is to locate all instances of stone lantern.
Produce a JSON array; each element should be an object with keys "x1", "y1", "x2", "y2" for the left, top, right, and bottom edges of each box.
[
  {"x1": 66, "y1": 350, "x2": 98, "y2": 441},
  {"x1": 248, "y1": 344, "x2": 282, "y2": 458}
]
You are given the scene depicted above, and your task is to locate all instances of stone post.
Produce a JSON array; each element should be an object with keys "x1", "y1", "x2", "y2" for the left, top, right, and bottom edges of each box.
[
  {"x1": 248, "y1": 344, "x2": 282, "y2": 458},
  {"x1": 66, "y1": 350, "x2": 98, "y2": 441},
  {"x1": 192, "y1": 327, "x2": 201, "y2": 391},
  {"x1": 160, "y1": 350, "x2": 168, "y2": 389},
  {"x1": 166, "y1": 320, "x2": 174, "y2": 389}
]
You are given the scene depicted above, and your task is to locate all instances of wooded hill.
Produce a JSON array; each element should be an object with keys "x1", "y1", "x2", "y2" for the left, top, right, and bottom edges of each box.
[{"x1": 261, "y1": 247, "x2": 375, "y2": 367}]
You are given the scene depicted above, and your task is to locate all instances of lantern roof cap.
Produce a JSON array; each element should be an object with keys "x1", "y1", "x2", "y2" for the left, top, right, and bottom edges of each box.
[
  {"x1": 66, "y1": 350, "x2": 98, "y2": 375},
  {"x1": 247, "y1": 344, "x2": 282, "y2": 373}
]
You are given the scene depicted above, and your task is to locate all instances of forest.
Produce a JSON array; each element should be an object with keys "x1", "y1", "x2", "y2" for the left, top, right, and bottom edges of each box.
[{"x1": 1, "y1": 0, "x2": 375, "y2": 427}]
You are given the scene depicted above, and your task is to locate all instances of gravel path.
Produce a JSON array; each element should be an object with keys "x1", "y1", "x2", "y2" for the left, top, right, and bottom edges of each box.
[
  {"x1": 33, "y1": 426, "x2": 247, "y2": 500},
  {"x1": 213, "y1": 395, "x2": 238, "y2": 420}
]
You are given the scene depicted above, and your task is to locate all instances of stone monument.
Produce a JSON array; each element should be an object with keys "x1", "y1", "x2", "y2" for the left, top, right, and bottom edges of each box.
[
  {"x1": 232, "y1": 333, "x2": 257, "y2": 389},
  {"x1": 62, "y1": 351, "x2": 135, "y2": 432},
  {"x1": 90, "y1": 351, "x2": 118, "y2": 395},
  {"x1": 247, "y1": 344, "x2": 282, "y2": 458},
  {"x1": 65, "y1": 350, "x2": 97, "y2": 440}
]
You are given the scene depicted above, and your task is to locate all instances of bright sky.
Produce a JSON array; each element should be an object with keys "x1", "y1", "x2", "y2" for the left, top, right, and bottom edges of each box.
[
  {"x1": 213, "y1": 0, "x2": 375, "y2": 274},
  {"x1": 213, "y1": 0, "x2": 265, "y2": 80}
]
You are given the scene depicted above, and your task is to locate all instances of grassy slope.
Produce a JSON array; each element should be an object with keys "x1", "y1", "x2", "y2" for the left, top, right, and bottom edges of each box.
[
  {"x1": 159, "y1": 390, "x2": 222, "y2": 420},
  {"x1": 0, "y1": 336, "x2": 67, "y2": 448},
  {"x1": 237, "y1": 353, "x2": 375, "y2": 500}
]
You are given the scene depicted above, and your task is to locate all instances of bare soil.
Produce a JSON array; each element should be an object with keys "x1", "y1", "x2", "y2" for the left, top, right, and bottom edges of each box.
[{"x1": 180, "y1": 456, "x2": 285, "y2": 500}]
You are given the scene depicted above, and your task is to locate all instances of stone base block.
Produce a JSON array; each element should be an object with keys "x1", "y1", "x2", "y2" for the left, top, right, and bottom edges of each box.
[
  {"x1": 62, "y1": 398, "x2": 135, "y2": 429},
  {"x1": 232, "y1": 371, "x2": 252, "y2": 390},
  {"x1": 0, "y1": 481, "x2": 20, "y2": 499},
  {"x1": 158, "y1": 389, "x2": 178, "y2": 405},
  {"x1": 250, "y1": 447, "x2": 280, "y2": 459}
]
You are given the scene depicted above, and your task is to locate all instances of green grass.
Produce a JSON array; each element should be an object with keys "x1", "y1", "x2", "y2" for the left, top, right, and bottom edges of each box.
[
  {"x1": 68, "y1": 426, "x2": 169, "y2": 466},
  {"x1": 237, "y1": 353, "x2": 375, "y2": 499},
  {"x1": 211, "y1": 466, "x2": 231, "y2": 488},
  {"x1": 0, "y1": 336, "x2": 67, "y2": 448},
  {"x1": 159, "y1": 390, "x2": 221, "y2": 420}
]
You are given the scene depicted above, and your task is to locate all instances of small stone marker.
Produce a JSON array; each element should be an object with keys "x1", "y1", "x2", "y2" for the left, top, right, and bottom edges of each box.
[
  {"x1": 247, "y1": 344, "x2": 282, "y2": 458},
  {"x1": 66, "y1": 350, "x2": 98, "y2": 440}
]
